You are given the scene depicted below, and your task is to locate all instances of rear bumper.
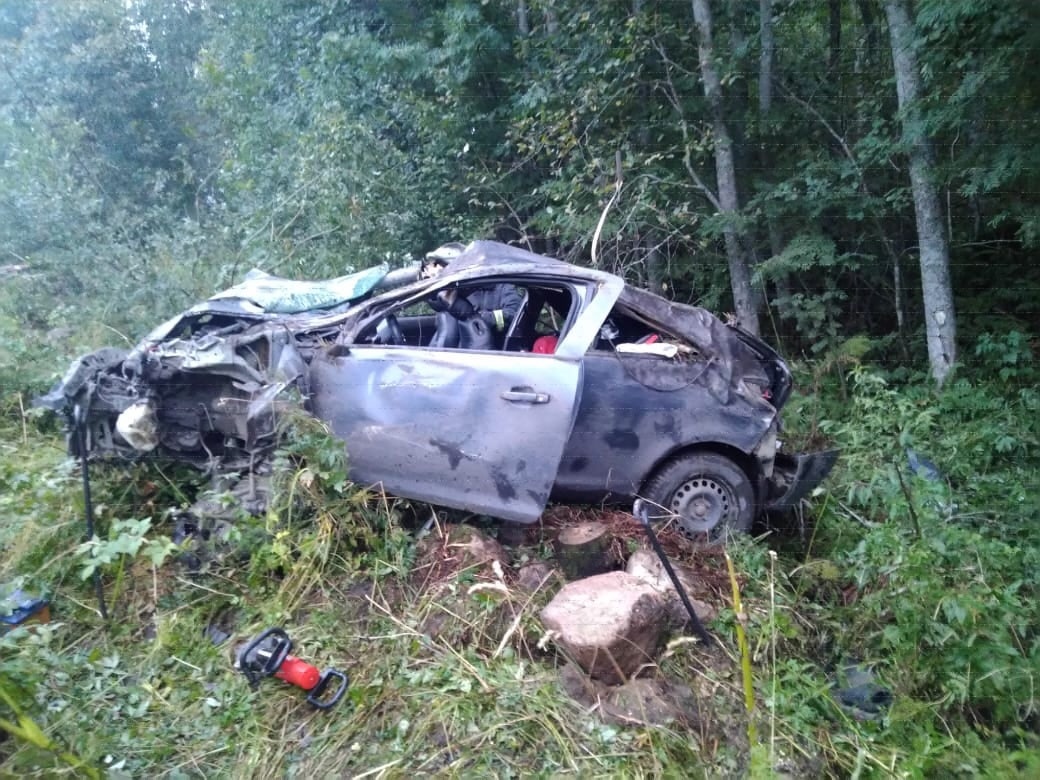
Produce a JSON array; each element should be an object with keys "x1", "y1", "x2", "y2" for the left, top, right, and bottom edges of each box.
[{"x1": 766, "y1": 449, "x2": 840, "y2": 511}]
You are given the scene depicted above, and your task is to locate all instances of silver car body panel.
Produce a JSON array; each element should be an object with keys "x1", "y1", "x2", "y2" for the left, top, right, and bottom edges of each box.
[{"x1": 310, "y1": 347, "x2": 583, "y2": 523}]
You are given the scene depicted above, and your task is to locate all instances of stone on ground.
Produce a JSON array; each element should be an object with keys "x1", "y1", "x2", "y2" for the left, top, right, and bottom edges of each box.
[
  {"x1": 559, "y1": 662, "x2": 700, "y2": 728},
  {"x1": 540, "y1": 571, "x2": 668, "y2": 684},
  {"x1": 516, "y1": 560, "x2": 557, "y2": 593},
  {"x1": 626, "y1": 549, "x2": 717, "y2": 626}
]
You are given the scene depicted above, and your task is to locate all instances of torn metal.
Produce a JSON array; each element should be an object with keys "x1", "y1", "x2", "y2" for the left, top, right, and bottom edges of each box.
[{"x1": 38, "y1": 240, "x2": 837, "y2": 536}]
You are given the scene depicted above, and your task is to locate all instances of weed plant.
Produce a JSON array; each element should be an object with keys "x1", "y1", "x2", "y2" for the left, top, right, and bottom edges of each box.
[{"x1": 0, "y1": 332, "x2": 1038, "y2": 776}]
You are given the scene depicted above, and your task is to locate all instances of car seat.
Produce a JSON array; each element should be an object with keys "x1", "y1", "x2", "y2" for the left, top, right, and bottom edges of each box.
[
  {"x1": 532, "y1": 334, "x2": 558, "y2": 354},
  {"x1": 429, "y1": 311, "x2": 461, "y2": 349}
]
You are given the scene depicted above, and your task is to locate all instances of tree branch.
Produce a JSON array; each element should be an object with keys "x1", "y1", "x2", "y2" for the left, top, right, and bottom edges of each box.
[{"x1": 653, "y1": 39, "x2": 722, "y2": 211}]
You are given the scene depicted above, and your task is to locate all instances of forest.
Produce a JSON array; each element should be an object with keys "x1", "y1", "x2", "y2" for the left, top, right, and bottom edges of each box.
[{"x1": 0, "y1": 0, "x2": 1037, "y2": 776}]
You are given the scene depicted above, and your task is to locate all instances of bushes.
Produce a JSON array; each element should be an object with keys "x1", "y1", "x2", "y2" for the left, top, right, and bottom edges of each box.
[
  {"x1": 1, "y1": 331, "x2": 1038, "y2": 775},
  {"x1": 843, "y1": 521, "x2": 1036, "y2": 725},
  {"x1": 785, "y1": 352, "x2": 1040, "y2": 768}
]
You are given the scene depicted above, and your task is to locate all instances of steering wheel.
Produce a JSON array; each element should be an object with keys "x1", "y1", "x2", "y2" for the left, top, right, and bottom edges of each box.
[{"x1": 376, "y1": 315, "x2": 405, "y2": 345}]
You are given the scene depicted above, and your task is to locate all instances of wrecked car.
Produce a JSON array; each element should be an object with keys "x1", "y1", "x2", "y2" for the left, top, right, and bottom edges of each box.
[{"x1": 39, "y1": 241, "x2": 836, "y2": 541}]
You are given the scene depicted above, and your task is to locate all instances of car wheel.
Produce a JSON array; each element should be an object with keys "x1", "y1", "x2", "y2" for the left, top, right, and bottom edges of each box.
[{"x1": 641, "y1": 452, "x2": 756, "y2": 542}]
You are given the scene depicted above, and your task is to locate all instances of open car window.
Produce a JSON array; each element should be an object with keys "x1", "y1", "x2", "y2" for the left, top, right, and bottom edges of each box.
[
  {"x1": 587, "y1": 304, "x2": 710, "y2": 360},
  {"x1": 354, "y1": 278, "x2": 586, "y2": 353},
  {"x1": 502, "y1": 283, "x2": 581, "y2": 352}
]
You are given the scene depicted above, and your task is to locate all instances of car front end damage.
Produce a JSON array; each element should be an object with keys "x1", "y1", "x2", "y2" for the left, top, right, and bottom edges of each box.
[
  {"x1": 37, "y1": 241, "x2": 837, "y2": 538},
  {"x1": 36, "y1": 263, "x2": 401, "y2": 471},
  {"x1": 730, "y1": 327, "x2": 839, "y2": 512},
  {"x1": 38, "y1": 316, "x2": 310, "y2": 473}
]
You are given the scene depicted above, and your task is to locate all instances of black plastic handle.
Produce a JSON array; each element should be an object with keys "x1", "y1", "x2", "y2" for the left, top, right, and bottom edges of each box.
[
  {"x1": 306, "y1": 668, "x2": 349, "y2": 710},
  {"x1": 237, "y1": 627, "x2": 293, "y2": 687}
]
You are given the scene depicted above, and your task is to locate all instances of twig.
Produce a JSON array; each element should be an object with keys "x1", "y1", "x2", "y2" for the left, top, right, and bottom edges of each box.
[
  {"x1": 836, "y1": 499, "x2": 882, "y2": 529},
  {"x1": 167, "y1": 745, "x2": 230, "y2": 776},
  {"x1": 894, "y1": 461, "x2": 922, "y2": 539},
  {"x1": 353, "y1": 760, "x2": 403, "y2": 779},
  {"x1": 653, "y1": 38, "x2": 723, "y2": 211},
  {"x1": 100, "y1": 323, "x2": 133, "y2": 346},
  {"x1": 591, "y1": 151, "x2": 623, "y2": 266},
  {"x1": 174, "y1": 577, "x2": 239, "y2": 599},
  {"x1": 492, "y1": 571, "x2": 553, "y2": 660},
  {"x1": 17, "y1": 393, "x2": 27, "y2": 446},
  {"x1": 725, "y1": 551, "x2": 757, "y2": 748},
  {"x1": 171, "y1": 656, "x2": 203, "y2": 673},
  {"x1": 768, "y1": 550, "x2": 777, "y2": 768}
]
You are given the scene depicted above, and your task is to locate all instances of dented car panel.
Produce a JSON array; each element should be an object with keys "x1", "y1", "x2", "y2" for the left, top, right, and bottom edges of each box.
[
  {"x1": 39, "y1": 240, "x2": 836, "y2": 534},
  {"x1": 310, "y1": 348, "x2": 583, "y2": 524},
  {"x1": 554, "y1": 352, "x2": 778, "y2": 502}
]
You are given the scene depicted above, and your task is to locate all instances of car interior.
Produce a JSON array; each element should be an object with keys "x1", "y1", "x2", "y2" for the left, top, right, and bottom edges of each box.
[
  {"x1": 358, "y1": 280, "x2": 583, "y2": 353},
  {"x1": 589, "y1": 308, "x2": 667, "y2": 351}
]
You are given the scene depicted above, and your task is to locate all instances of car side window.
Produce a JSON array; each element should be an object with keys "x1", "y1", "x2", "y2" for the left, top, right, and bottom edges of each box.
[
  {"x1": 590, "y1": 308, "x2": 689, "y2": 353},
  {"x1": 354, "y1": 280, "x2": 583, "y2": 353},
  {"x1": 501, "y1": 284, "x2": 582, "y2": 353}
]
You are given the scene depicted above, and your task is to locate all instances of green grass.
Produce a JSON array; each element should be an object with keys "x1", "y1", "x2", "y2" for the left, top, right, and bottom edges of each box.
[{"x1": 1, "y1": 357, "x2": 1039, "y2": 778}]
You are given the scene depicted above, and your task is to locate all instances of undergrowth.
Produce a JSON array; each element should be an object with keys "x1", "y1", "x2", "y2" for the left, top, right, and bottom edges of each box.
[{"x1": 0, "y1": 334, "x2": 1038, "y2": 777}]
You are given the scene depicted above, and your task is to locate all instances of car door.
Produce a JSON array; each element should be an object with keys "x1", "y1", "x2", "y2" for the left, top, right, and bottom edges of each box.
[{"x1": 309, "y1": 346, "x2": 582, "y2": 523}]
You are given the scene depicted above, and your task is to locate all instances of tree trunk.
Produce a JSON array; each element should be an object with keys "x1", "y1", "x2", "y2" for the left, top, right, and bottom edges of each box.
[
  {"x1": 544, "y1": 8, "x2": 558, "y2": 35},
  {"x1": 555, "y1": 522, "x2": 614, "y2": 580},
  {"x1": 758, "y1": 0, "x2": 789, "y2": 316},
  {"x1": 725, "y1": 0, "x2": 752, "y2": 184},
  {"x1": 645, "y1": 240, "x2": 666, "y2": 295},
  {"x1": 856, "y1": 0, "x2": 880, "y2": 72},
  {"x1": 517, "y1": 0, "x2": 529, "y2": 36},
  {"x1": 634, "y1": 0, "x2": 666, "y2": 295},
  {"x1": 758, "y1": 0, "x2": 774, "y2": 114},
  {"x1": 829, "y1": 0, "x2": 843, "y2": 70},
  {"x1": 884, "y1": 0, "x2": 957, "y2": 387},
  {"x1": 691, "y1": 0, "x2": 760, "y2": 334}
]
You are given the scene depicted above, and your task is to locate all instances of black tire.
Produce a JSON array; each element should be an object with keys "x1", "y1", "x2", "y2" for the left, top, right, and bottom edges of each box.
[{"x1": 641, "y1": 452, "x2": 756, "y2": 542}]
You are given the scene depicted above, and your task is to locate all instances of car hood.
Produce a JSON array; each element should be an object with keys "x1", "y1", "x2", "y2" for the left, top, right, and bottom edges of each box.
[{"x1": 135, "y1": 263, "x2": 391, "y2": 345}]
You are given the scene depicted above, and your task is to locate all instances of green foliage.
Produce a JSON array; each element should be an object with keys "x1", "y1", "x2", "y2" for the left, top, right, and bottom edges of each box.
[
  {"x1": 755, "y1": 234, "x2": 860, "y2": 351},
  {"x1": 267, "y1": 410, "x2": 412, "y2": 568},
  {"x1": 0, "y1": 0, "x2": 1039, "y2": 775},
  {"x1": 842, "y1": 520, "x2": 1036, "y2": 720},
  {"x1": 0, "y1": 665, "x2": 100, "y2": 779},
  {"x1": 2, "y1": 356, "x2": 1040, "y2": 775},
  {"x1": 2, "y1": 0, "x2": 1038, "y2": 359},
  {"x1": 770, "y1": 361, "x2": 1040, "y2": 772},
  {"x1": 76, "y1": 517, "x2": 176, "y2": 581},
  {"x1": 974, "y1": 330, "x2": 1035, "y2": 384}
]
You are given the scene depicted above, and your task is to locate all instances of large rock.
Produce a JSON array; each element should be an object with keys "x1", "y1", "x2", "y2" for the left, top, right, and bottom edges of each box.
[
  {"x1": 540, "y1": 571, "x2": 668, "y2": 685},
  {"x1": 626, "y1": 549, "x2": 717, "y2": 627}
]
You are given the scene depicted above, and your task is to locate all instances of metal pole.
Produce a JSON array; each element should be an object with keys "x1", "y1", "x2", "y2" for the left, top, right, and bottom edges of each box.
[
  {"x1": 634, "y1": 500, "x2": 714, "y2": 647},
  {"x1": 74, "y1": 405, "x2": 108, "y2": 623}
]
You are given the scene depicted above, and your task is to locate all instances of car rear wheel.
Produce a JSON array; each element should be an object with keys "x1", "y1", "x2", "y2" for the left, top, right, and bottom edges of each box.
[{"x1": 641, "y1": 452, "x2": 756, "y2": 542}]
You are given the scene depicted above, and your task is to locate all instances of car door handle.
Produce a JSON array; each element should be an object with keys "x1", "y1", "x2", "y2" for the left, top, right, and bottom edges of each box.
[{"x1": 501, "y1": 388, "x2": 550, "y2": 404}]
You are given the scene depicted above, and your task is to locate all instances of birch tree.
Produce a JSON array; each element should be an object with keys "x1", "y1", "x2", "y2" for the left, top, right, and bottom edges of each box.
[
  {"x1": 884, "y1": 0, "x2": 957, "y2": 386},
  {"x1": 690, "y1": 0, "x2": 759, "y2": 334}
]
